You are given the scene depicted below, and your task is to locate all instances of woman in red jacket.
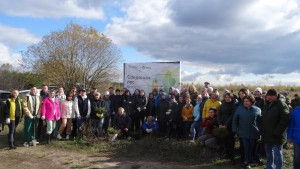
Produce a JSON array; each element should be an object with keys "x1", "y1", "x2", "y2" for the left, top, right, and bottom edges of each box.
[{"x1": 199, "y1": 107, "x2": 218, "y2": 148}]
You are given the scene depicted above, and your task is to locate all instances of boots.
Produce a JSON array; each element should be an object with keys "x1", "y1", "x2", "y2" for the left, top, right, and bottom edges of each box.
[
  {"x1": 47, "y1": 134, "x2": 51, "y2": 144},
  {"x1": 9, "y1": 142, "x2": 16, "y2": 149}
]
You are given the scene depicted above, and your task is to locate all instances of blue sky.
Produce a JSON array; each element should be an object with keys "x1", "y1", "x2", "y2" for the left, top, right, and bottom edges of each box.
[{"x1": 1, "y1": 0, "x2": 300, "y2": 86}]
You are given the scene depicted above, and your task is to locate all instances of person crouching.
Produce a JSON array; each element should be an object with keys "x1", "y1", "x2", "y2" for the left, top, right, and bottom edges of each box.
[
  {"x1": 142, "y1": 115, "x2": 159, "y2": 136},
  {"x1": 41, "y1": 89, "x2": 60, "y2": 144},
  {"x1": 113, "y1": 107, "x2": 131, "y2": 138}
]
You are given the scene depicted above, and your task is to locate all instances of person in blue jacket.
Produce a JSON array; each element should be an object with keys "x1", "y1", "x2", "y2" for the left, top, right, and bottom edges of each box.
[
  {"x1": 190, "y1": 95, "x2": 202, "y2": 142},
  {"x1": 142, "y1": 115, "x2": 159, "y2": 135},
  {"x1": 232, "y1": 95, "x2": 261, "y2": 169},
  {"x1": 287, "y1": 106, "x2": 300, "y2": 169}
]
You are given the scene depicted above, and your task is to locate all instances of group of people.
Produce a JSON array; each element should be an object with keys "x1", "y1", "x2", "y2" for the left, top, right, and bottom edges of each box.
[{"x1": 1, "y1": 81, "x2": 300, "y2": 169}]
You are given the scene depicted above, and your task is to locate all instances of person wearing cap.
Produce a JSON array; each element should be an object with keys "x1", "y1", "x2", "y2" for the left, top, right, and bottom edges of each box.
[
  {"x1": 204, "y1": 82, "x2": 210, "y2": 89},
  {"x1": 73, "y1": 89, "x2": 91, "y2": 138},
  {"x1": 207, "y1": 87, "x2": 214, "y2": 96},
  {"x1": 102, "y1": 91, "x2": 112, "y2": 134},
  {"x1": 156, "y1": 92, "x2": 170, "y2": 137},
  {"x1": 287, "y1": 106, "x2": 300, "y2": 169},
  {"x1": 261, "y1": 89, "x2": 290, "y2": 169},
  {"x1": 291, "y1": 94, "x2": 300, "y2": 110},
  {"x1": 253, "y1": 87, "x2": 264, "y2": 110}
]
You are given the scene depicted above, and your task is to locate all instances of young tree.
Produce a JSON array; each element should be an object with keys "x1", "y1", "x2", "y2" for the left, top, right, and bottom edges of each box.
[{"x1": 22, "y1": 23, "x2": 121, "y2": 90}]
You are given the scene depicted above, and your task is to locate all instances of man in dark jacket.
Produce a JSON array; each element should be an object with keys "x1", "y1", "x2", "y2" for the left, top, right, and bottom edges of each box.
[
  {"x1": 111, "y1": 89, "x2": 122, "y2": 127},
  {"x1": 166, "y1": 95, "x2": 178, "y2": 138},
  {"x1": 36, "y1": 84, "x2": 49, "y2": 141},
  {"x1": 156, "y1": 92, "x2": 170, "y2": 137},
  {"x1": 261, "y1": 89, "x2": 290, "y2": 169},
  {"x1": 113, "y1": 107, "x2": 131, "y2": 137}
]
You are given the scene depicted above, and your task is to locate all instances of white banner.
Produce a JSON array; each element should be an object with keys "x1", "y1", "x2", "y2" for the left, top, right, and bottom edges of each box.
[{"x1": 124, "y1": 62, "x2": 181, "y2": 95}]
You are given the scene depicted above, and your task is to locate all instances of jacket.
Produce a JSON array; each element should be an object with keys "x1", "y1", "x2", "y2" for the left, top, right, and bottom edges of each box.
[
  {"x1": 41, "y1": 97, "x2": 61, "y2": 121},
  {"x1": 91, "y1": 99, "x2": 105, "y2": 119},
  {"x1": 232, "y1": 105, "x2": 261, "y2": 139},
  {"x1": 146, "y1": 98, "x2": 156, "y2": 117},
  {"x1": 74, "y1": 95, "x2": 91, "y2": 118},
  {"x1": 181, "y1": 104, "x2": 194, "y2": 122},
  {"x1": 22, "y1": 94, "x2": 42, "y2": 117},
  {"x1": 156, "y1": 98, "x2": 171, "y2": 122},
  {"x1": 60, "y1": 100, "x2": 75, "y2": 119},
  {"x1": 122, "y1": 95, "x2": 135, "y2": 116},
  {"x1": 202, "y1": 116, "x2": 218, "y2": 137},
  {"x1": 113, "y1": 113, "x2": 132, "y2": 130},
  {"x1": 142, "y1": 119, "x2": 159, "y2": 131},
  {"x1": 255, "y1": 97, "x2": 265, "y2": 110},
  {"x1": 6, "y1": 97, "x2": 22, "y2": 120},
  {"x1": 261, "y1": 94, "x2": 290, "y2": 144},
  {"x1": 202, "y1": 98, "x2": 221, "y2": 120},
  {"x1": 287, "y1": 107, "x2": 300, "y2": 143},
  {"x1": 111, "y1": 95, "x2": 123, "y2": 114},
  {"x1": 193, "y1": 101, "x2": 201, "y2": 122},
  {"x1": 218, "y1": 100, "x2": 236, "y2": 130},
  {"x1": 167, "y1": 101, "x2": 178, "y2": 122}
]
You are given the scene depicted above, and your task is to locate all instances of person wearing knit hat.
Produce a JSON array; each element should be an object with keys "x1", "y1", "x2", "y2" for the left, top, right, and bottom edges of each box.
[
  {"x1": 207, "y1": 87, "x2": 214, "y2": 96},
  {"x1": 262, "y1": 88, "x2": 290, "y2": 169},
  {"x1": 254, "y1": 87, "x2": 264, "y2": 110}
]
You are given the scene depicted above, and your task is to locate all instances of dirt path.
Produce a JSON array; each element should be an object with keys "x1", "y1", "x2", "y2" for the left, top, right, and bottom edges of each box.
[{"x1": 0, "y1": 132, "x2": 202, "y2": 169}]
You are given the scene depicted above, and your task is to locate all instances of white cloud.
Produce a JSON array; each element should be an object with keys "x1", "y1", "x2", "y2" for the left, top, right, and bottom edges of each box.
[
  {"x1": 105, "y1": 0, "x2": 300, "y2": 85},
  {"x1": 0, "y1": 43, "x2": 22, "y2": 66},
  {"x1": 0, "y1": 24, "x2": 40, "y2": 48},
  {"x1": 0, "y1": 0, "x2": 105, "y2": 20}
]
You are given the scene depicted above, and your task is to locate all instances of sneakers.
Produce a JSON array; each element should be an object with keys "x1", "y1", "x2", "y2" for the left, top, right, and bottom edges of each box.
[
  {"x1": 190, "y1": 140, "x2": 195, "y2": 143},
  {"x1": 57, "y1": 134, "x2": 62, "y2": 140},
  {"x1": 66, "y1": 135, "x2": 70, "y2": 140},
  {"x1": 29, "y1": 141, "x2": 39, "y2": 146},
  {"x1": 23, "y1": 142, "x2": 29, "y2": 147}
]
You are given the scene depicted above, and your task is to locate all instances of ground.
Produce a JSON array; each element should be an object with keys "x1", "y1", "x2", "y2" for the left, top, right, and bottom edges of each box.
[{"x1": 0, "y1": 124, "x2": 294, "y2": 169}]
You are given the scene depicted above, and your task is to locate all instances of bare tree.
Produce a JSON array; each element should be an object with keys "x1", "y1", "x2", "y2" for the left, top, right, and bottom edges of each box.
[{"x1": 22, "y1": 23, "x2": 121, "y2": 91}]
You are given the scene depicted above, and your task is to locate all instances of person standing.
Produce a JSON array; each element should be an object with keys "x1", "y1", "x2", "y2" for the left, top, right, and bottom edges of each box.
[
  {"x1": 287, "y1": 106, "x2": 300, "y2": 169},
  {"x1": 261, "y1": 89, "x2": 290, "y2": 169},
  {"x1": 156, "y1": 92, "x2": 170, "y2": 137},
  {"x1": 202, "y1": 89, "x2": 222, "y2": 122},
  {"x1": 232, "y1": 95, "x2": 261, "y2": 169},
  {"x1": 57, "y1": 93, "x2": 74, "y2": 140},
  {"x1": 102, "y1": 92, "x2": 112, "y2": 134},
  {"x1": 41, "y1": 90, "x2": 61, "y2": 144},
  {"x1": 73, "y1": 89, "x2": 91, "y2": 138},
  {"x1": 22, "y1": 85, "x2": 42, "y2": 147},
  {"x1": 111, "y1": 89, "x2": 122, "y2": 127},
  {"x1": 253, "y1": 87, "x2": 264, "y2": 110},
  {"x1": 181, "y1": 98, "x2": 194, "y2": 139},
  {"x1": 90, "y1": 92, "x2": 105, "y2": 137},
  {"x1": 53, "y1": 87, "x2": 66, "y2": 137},
  {"x1": 190, "y1": 95, "x2": 202, "y2": 142},
  {"x1": 218, "y1": 92, "x2": 236, "y2": 164},
  {"x1": 5, "y1": 90, "x2": 22, "y2": 149},
  {"x1": 36, "y1": 84, "x2": 49, "y2": 141}
]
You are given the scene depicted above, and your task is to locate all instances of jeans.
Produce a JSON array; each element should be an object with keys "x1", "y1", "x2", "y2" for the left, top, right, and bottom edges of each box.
[
  {"x1": 265, "y1": 144, "x2": 283, "y2": 169},
  {"x1": 8, "y1": 118, "x2": 19, "y2": 145},
  {"x1": 240, "y1": 138, "x2": 258, "y2": 164},
  {"x1": 294, "y1": 143, "x2": 300, "y2": 169},
  {"x1": 190, "y1": 121, "x2": 202, "y2": 140}
]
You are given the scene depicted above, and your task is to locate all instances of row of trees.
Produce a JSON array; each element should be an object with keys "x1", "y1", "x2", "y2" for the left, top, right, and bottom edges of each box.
[{"x1": 1, "y1": 23, "x2": 121, "y2": 91}]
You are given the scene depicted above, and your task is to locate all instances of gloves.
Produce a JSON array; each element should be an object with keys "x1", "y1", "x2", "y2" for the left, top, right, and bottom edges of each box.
[
  {"x1": 166, "y1": 111, "x2": 171, "y2": 115},
  {"x1": 5, "y1": 118, "x2": 10, "y2": 124},
  {"x1": 41, "y1": 116, "x2": 45, "y2": 120},
  {"x1": 146, "y1": 129, "x2": 152, "y2": 133},
  {"x1": 36, "y1": 114, "x2": 41, "y2": 119},
  {"x1": 137, "y1": 107, "x2": 141, "y2": 112},
  {"x1": 143, "y1": 107, "x2": 146, "y2": 110},
  {"x1": 57, "y1": 117, "x2": 60, "y2": 121},
  {"x1": 78, "y1": 116, "x2": 81, "y2": 119},
  {"x1": 29, "y1": 114, "x2": 34, "y2": 119}
]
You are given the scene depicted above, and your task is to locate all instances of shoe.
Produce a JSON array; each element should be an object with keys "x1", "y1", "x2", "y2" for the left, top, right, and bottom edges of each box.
[
  {"x1": 23, "y1": 142, "x2": 29, "y2": 147},
  {"x1": 57, "y1": 134, "x2": 62, "y2": 140},
  {"x1": 47, "y1": 134, "x2": 51, "y2": 144},
  {"x1": 66, "y1": 135, "x2": 70, "y2": 140},
  {"x1": 189, "y1": 140, "x2": 195, "y2": 143},
  {"x1": 255, "y1": 158, "x2": 263, "y2": 165},
  {"x1": 243, "y1": 163, "x2": 251, "y2": 169}
]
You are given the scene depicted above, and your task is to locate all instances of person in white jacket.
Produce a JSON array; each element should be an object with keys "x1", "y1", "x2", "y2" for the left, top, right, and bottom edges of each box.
[
  {"x1": 57, "y1": 93, "x2": 75, "y2": 140},
  {"x1": 72, "y1": 89, "x2": 91, "y2": 138}
]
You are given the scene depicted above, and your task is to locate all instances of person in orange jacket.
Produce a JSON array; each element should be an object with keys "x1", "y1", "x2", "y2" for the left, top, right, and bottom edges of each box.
[{"x1": 181, "y1": 98, "x2": 194, "y2": 139}]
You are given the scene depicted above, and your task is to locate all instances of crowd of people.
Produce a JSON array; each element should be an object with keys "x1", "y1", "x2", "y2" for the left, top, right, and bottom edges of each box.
[{"x1": 1, "y1": 82, "x2": 300, "y2": 169}]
